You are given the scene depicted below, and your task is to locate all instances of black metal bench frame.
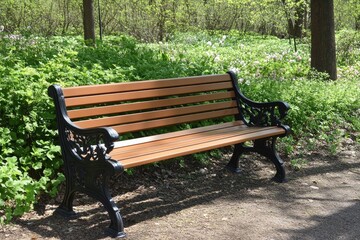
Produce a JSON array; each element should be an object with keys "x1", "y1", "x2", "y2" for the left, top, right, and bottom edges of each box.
[{"x1": 48, "y1": 71, "x2": 290, "y2": 238}]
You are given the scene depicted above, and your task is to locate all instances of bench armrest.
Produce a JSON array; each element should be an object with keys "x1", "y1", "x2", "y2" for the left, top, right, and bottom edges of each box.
[
  {"x1": 64, "y1": 123, "x2": 119, "y2": 161},
  {"x1": 228, "y1": 71, "x2": 291, "y2": 135},
  {"x1": 48, "y1": 84, "x2": 122, "y2": 173}
]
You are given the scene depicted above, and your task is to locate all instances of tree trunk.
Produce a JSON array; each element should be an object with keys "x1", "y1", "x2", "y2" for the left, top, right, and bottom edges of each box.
[
  {"x1": 311, "y1": 0, "x2": 337, "y2": 80},
  {"x1": 293, "y1": 6, "x2": 304, "y2": 38},
  {"x1": 356, "y1": 15, "x2": 360, "y2": 30},
  {"x1": 282, "y1": 0, "x2": 304, "y2": 38},
  {"x1": 83, "y1": 0, "x2": 96, "y2": 46}
]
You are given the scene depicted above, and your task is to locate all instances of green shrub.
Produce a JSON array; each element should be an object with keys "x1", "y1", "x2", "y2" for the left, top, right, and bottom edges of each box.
[
  {"x1": 239, "y1": 71, "x2": 359, "y2": 153},
  {"x1": 336, "y1": 29, "x2": 360, "y2": 65},
  {"x1": 0, "y1": 35, "x2": 136, "y2": 222}
]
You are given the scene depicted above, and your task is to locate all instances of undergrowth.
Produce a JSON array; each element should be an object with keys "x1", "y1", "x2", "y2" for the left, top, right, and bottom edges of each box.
[{"x1": 0, "y1": 31, "x2": 359, "y2": 222}]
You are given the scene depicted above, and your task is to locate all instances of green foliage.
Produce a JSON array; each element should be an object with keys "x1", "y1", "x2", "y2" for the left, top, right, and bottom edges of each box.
[
  {"x1": 0, "y1": 37, "x2": 67, "y2": 221},
  {"x1": 0, "y1": 35, "x2": 136, "y2": 222},
  {"x1": 242, "y1": 73, "x2": 359, "y2": 153},
  {"x1": 336, "y1": 29, "x2": 360, "y2": 65},
  {"x1": 290, "y1": 158, "x2": 308, "y2": 171},
  {"x1": 0, "y1": 0, "x2": 357, "y2": 41},
  {"x1": 0, "y1": 31, "x2": 359, "y2": 222}
]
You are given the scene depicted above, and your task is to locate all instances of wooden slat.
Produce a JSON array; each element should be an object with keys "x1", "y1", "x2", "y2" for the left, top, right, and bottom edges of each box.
[
  {"x1": 114, "y1": 121, "x2": 244, "y2": 148},
  {"x1": 63, "y1": 74, "x2": 231, "y2": 97},
  {"x1": 111, "y1": 108, "x2": 239, "y2": 133},
  {"x1": 68, "y1": 91, "x2": 235, "y2": 119},
  {"x1": 115, "y1": 127, "x2": 285, "y2": 168},
  {"x1": 65, "y1": 82, "x2": 233, "y2": 107},
  {"x1": 111, "y1": 124, "x2": 250, "y2": 159},
  {"x1": 74, "y1": 101, "x2": 237, "y2": 129}
]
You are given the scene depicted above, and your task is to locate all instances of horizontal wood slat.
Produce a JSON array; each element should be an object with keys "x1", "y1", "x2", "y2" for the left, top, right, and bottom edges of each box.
[
  {"x1": 68, "y1": 91, "x2": 235, "y2": 119},
  {"x1": 111, "y1": 108, "x2": 239, "y2": 133},
  {"x1": 115, "y1": 127, "x2": 285, "y2": 169},
  {"x1": 111, "y1": 124, "x2": 250, "y2": 159},
  {"x1": 114, "y1": 121, "x2": 244, "y2": 148},
  {"x1": 63, "y1": 74, "x2": 231, "y2": 97},
  {"x1": 65, "y1": 82, "x2": 233, "y2": 107},
  {"x1": 74, "y1": 101, "x2": 237, "y2": 129}
]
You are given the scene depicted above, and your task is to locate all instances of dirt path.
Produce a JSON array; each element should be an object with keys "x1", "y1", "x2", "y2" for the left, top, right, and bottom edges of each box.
[{"x1": 1, "y1": 143, "x2": 359, "y2": 240}]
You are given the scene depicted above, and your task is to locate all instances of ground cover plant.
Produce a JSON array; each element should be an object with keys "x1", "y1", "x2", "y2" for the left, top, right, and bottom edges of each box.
[{"x1": 0, "y1": 31, "x2": 359, "y2": 223}]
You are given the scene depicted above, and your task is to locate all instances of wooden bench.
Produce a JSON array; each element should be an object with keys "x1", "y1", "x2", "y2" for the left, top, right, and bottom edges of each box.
[{"x1": 48, "y1": 71, "x2": 290, "y2": 238}]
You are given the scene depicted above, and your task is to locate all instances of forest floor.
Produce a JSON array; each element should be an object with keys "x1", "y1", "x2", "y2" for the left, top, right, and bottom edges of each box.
[{"x1": 1, "y1": 138, "x2": 359, "y2": 240}]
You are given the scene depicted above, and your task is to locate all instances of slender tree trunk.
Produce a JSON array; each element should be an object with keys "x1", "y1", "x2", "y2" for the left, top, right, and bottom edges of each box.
[
  {"x1": 293, "y1": 6, "x2": 304, "y2": 38},
  {"x1": 62, "y1": 0, "x2": 70, "y2": 34},
  {"x1": 311, "y1": 0, "x2": 337, "y2": 80},
  {"x1": 282, "y1": 0, "x2": 304, "y2": 38},
  {"x1": 356, "y1": 15, "x2": 360, "y2": 30},
  {"x1": 83, "y1": 0, "x2": 96, "y2": 45}
]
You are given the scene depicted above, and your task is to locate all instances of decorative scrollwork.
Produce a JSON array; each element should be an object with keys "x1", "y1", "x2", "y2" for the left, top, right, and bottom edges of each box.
[
  {"x1": 73, "y1": 164, "x2": 86, "y2": 188},
  {"x1": 238, "y1": 102, "x2": 286, "y2": 127},
  {"x1": 64, "y1": 127, "x2": 109, "y2": 162},
  {"x1": 74, "y1": 165, "x2": 104, "y2": 190}
]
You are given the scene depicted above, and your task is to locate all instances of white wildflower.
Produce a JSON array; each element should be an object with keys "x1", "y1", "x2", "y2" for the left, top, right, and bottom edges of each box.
[
  {"x1": 219, "y1": 35, "x2": 227, "y2": 45},
  {"x1": 0, "y1": 25, "x2": 4, "y2": 32},
  {"x1": 239, "y1": 60, "x2": 246, "y2": 66},
  {"x1": 229, "y1": 67, "x2": 240, "y2": 74},
  {"x1": 207, "y1": 41, "x2": 212, "y2": 46}
]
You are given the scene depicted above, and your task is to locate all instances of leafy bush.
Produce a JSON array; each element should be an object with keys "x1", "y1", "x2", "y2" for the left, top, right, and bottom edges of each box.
[
  {"x1": 0, "y1": 35, "x2": 139, "y2": 222},
  {"x1": 336, "y1": 29, "x2": 360, "y2": 65},
  {"x1": 0, "y1": 31, "x2": 359, "y2": 222}
]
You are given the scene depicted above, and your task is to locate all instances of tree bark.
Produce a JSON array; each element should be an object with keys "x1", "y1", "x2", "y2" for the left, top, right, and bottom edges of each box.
[
  {"x1": 311, "y1": 0, "x2": 337, "y2": 80},
  {"x1": 83, "y1": 0, "x2": 96, "y2": 46},
  {"x1": 282, "y1": 0, "x2": 304, "y2": 38}
]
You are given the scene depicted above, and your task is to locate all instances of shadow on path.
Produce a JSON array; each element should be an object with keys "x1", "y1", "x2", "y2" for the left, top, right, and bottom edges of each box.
[
  {"x1": 14, "y1": 149, "x2": 360, "y2": 239},
  {"x1": 282, "y1": 201, "x2": 360, "y2": 240}
]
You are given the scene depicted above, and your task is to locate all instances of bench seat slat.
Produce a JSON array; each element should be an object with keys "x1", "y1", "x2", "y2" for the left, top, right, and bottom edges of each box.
[
  {"x1": 111, "y1": 108, "x2": 239, "y2": 133},
  {"x1": 68, "y1": 91, "x2": 235, "y2": 119},
  {"x1": 65, "y1": 82, "x2": 233, "y2": 107},
  {"x1": 74, "y1": 101, "x2": 237, "y2": 129},
  {"x1": 114, "y1": 121, "x2": 245, "y2": 148},
  {"x1": 114, "y1": 127, "x2": 285, "y2": 169},
  {"x1": 63, "y1": 74, "x2": 231, "y2": 97},
  {"x1": 111, "y1": 124, "x2": 251, "y2": 159}
]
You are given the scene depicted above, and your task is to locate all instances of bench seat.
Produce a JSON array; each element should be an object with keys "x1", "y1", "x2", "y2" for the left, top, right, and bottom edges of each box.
[{"x1": 112, "y1": 121, "x2": 285, "y2": 169}]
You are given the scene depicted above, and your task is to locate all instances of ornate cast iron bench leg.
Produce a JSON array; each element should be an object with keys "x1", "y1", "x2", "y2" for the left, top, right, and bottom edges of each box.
[
  {"x1": 226, "y1": 143, "x2": 245, "y2": 173},
  {"x1": 225, "y1": 138, "x2": 286, "y2": 183},
  {"x1": 55, "y1": 156, "x2": 126, "y2": 238},
  {"x1": 54, "y1": 161, "x2": 76, "y2": 218},
  {"x1": 253, "y1": 137, "x2": 286, "y2": 183}
]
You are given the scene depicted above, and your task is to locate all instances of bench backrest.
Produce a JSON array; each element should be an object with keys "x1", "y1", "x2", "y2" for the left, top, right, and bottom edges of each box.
[{"x1": 60, "y1": 73, "x2": 240, "y2": 134}]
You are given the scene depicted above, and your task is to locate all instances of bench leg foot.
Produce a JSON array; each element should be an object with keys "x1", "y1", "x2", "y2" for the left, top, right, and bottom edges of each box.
[
  {"x1": 94, "y1": 187, "x2": 126, "y2": 238},
  {"x1": 254, "y1": 138, "x2": 286, "y2": 183},
  {"x1": 54, "y1": 205, "x2": 77, "y2": 218},
  {"x1": 56, "y1": 161, "x2": 126, "y2": 237},
  {"x1": 225, "y1": 144, "x2": 244, "y2": 173},
  {"x1": 83, "y1": 172, "x2": 126, "y2": 238},
  {"x1": 54, "y1": 170, "x2": 77, "y2": 217},
  {"x1": 105, "y1": 227, "x2": 127, "y2": 238}
]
